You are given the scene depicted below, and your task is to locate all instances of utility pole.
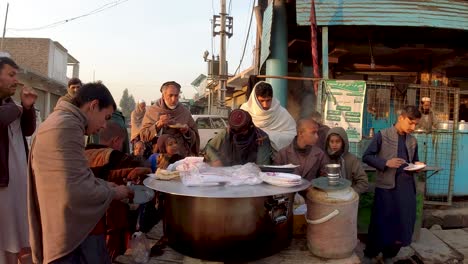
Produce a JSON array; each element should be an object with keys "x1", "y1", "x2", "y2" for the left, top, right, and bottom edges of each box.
[
  {"x1": 1, "y1": 3, "x2": 9, "y2": 51},
  {"x1": 219, "y1": 0, "x2": 227, "y2": 108},
  {"x1": 212, "y1": 0, "x2": 233, "y2": 109}
]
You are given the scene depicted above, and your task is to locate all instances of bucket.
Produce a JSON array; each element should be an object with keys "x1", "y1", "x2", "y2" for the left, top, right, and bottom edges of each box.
[
  {"x1": 305, "y1": 187, "x2": 359, "y2": 259},
  {"x1": 324, "y1": 164, "x2": 341, "y2": 186}
]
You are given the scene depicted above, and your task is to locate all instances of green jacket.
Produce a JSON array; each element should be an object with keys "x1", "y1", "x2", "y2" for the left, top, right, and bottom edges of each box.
[{"x1": 205, "y1": 129, "x2": 273, "y2": 166}]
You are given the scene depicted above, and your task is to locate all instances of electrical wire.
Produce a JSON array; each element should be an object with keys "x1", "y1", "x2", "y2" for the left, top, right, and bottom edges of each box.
[
  {"x1": 234, "y1": 0, "x2": 255, "y2": 75},
  {"x1": 8, "y1": 0, "x2": 130, "y2": 31}
]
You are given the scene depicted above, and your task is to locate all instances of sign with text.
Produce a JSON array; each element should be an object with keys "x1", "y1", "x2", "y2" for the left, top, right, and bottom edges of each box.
[{"x1": 323, "y1": 80, "x2": 367, "y2": 142}]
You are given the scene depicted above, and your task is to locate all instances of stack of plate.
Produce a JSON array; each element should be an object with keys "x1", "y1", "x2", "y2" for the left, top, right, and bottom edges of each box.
[
  {"x1": 258, "y1": 164, "x2": 298, "y2": 173},
  {"x1": 260, "y1": 172, "x2": 302, "y2": 187}
]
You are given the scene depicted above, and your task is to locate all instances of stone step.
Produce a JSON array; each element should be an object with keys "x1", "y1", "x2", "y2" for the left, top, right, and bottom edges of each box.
[
  {"x1": 431, "y1": 229, "x2": 468, "y2": 261},
  {"x1": 411, "y1": 228, "x2": 463, "y2": 264}
]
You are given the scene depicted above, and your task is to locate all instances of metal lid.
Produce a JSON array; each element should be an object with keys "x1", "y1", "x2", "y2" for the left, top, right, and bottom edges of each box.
[
  {"x1": 143, "y1": 177, "x2": 311, "y2": 198},
  {"x1": 311, "y1": 177, "x2": 351, "y2": 191}
]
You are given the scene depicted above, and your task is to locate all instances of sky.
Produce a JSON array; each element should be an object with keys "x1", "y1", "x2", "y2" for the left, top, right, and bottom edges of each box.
[{"x1": 1, "y1": 0, "x2": 256, "y2": 104}]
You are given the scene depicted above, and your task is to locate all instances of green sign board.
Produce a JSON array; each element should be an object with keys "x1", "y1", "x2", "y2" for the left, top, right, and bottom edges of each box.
[{"x1": 323, "y1": 80, "x2": 366, "y2": 142}]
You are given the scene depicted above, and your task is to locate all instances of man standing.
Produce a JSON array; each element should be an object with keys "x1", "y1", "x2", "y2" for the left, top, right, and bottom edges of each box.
[
  {"x1": 58, "y1": 77, "x2": 82, "y2": 104},
  {"x1": 205, "y1": 109, "x2": 273, "y2": 166},
  {"x1": 362, "y1": 106, "x2": 423, "y2": 264},
  {"x1": 130, "y1": 99, "x2": 146, "y2": 144},
  {"x1": 416, "y1": 97, "x2": 438, "y2": 132},
  {"x1": 240, "y1": 81, "x2": 296, "y2": 151},
  {"x1": 140, "y1": 81, "x2": 199, "y2": 156},
  {"x1": 274, "y1": 118, "x2": 329, "y2": 181},
  {"x1": 29, "y1": 82, "x2": 133, "y2": 264},
  {"x1": 0, "y1": 57, "x2": 37, "y2": 264}
]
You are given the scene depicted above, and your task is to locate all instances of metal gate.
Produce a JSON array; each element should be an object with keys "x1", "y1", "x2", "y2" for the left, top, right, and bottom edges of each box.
[{"x1": 320, "y1": 80, "x2": 459, "y2": 205}]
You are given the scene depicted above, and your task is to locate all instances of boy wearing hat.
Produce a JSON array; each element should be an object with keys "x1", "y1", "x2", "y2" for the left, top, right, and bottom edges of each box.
[{"x1": 416, "y1": 97, "x2": 438, "y2": 132}]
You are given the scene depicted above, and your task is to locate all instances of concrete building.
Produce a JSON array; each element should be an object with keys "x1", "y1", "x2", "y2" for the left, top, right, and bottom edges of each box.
[
  {"x1": 191, "y1": 67, "x2": 254, "y2": 116},
  {"x1": 1, "y1": 37, "x2": 79, "y2": 120}
]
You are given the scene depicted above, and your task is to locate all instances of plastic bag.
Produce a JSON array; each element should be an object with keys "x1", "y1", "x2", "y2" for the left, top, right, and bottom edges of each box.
[{"x1": 130, "y1": 231, "x2": 150, "y2": 263}]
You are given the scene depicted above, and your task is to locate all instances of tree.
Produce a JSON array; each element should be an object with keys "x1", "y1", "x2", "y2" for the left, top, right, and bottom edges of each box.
[{"x1": 119, "y1": 88, "x2": 136, "y2": 121}]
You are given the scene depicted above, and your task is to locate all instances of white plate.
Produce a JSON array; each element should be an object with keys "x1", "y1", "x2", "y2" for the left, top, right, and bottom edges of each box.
[
  {"x1": 404, "y1": 163, "x2": 426, "y2": 171},
  {"x1": 129, "y1": 185, "x2": 155, "y2": 204},
  {"x1": 260, "y1": 164, "x2": 299, "y2": 169},
  {"x1": 262, "y1": 178, "x2": 303, "y2": 187},
  {"x1": 260, "y1": 172, "x2": 302, "y2": 187},
  {"x1": 260, "y1": 172, "x2": 302, "y2": 181}
]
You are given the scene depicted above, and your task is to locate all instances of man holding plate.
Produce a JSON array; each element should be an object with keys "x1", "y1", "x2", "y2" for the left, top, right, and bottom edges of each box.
[
  {"x1": 140, "y1": 81, "x2": 199, "y2": 156},
  {"x1": 362, "y1": 106, "x2": 425, "y2": 264}
]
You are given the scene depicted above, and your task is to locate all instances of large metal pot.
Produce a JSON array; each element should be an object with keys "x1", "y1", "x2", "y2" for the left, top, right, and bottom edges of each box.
[
  {"x1": 438, "y1": 121, "x2": 454, "y2": 130},
  {"x1": 144, "y1": 177, "x2": 310, "y2": 261}
]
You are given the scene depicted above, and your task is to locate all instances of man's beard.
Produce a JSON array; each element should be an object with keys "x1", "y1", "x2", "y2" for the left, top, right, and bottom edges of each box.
[
  {"x1": 423, "y1": 109, "x2": 430, "y2": 114},
  {"x1": 164, "y1": 99, "x2": 177, "y2": 109},
  {"x1": 167, "y1": 104, "x2": 177, "y2": 110}
]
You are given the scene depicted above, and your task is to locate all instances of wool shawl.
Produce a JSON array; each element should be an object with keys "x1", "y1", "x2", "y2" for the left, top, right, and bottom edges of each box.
[
  {"x1": 130, "y1": 105, "x2": 146, "y2": 141},
  {"x1": 140, "y1": 98, "x2": 199, "y2": 156},
  {"x1": 240, "y1": 81, "x2": 296, "y2": 151},
  {"x1": 28, "y1": 101, "x2": 114, "y2": 263}
]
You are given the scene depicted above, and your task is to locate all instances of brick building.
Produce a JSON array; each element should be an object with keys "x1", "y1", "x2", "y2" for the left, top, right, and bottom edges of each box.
[{"x1": 1, "y1": 37, "x2": 79, "y2": 120}]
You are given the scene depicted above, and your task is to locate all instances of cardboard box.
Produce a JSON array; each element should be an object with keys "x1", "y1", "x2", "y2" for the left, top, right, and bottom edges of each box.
[{"x1": 293, "y1": 213, "x2": 308, "y2": 236}]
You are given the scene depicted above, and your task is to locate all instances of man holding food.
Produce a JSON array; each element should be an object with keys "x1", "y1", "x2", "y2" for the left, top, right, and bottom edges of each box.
[{"x1": 139, "y1": 81, "x2": 199, "y2": 156}]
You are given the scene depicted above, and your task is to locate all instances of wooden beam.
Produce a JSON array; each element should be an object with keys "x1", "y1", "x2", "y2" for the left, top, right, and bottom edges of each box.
[{"x1": 257, "y1": 75, "x2": 321, "y2": 81}]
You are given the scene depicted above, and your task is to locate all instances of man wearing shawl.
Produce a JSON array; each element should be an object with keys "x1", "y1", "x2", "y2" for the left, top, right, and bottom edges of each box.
[
  {"x1": 29, "y1": 82, "x2": 134, "y2": 264},
  {"x1": 57, "y1": 77, "x2": 82, "y2": 104},
  {"x1": 140, "y1": 81, "x2": 199, "y2": 156},
  {"x1": 205, "y1": 109, "x2": 273, "y2": 166},
  {"x1": 130, "y1": 99, "x2": 146, "y2": 143},
  {"x1": 240, "y1": 81, "x2": 296, "y2": 151}
]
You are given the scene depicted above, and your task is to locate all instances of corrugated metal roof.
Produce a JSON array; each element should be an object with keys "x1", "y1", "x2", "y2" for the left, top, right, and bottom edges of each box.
[{"x1": 297, "y1": 0, "x2": 468, "y2": 31}]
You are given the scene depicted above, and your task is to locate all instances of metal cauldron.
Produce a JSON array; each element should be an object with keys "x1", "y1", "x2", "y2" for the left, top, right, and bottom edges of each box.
[
  {"x1": 144, "y1": 177, "x2": 310, "y2": 261},
  {"x1": 438, "y1": 121, "x2": 454, "y2": 130}
]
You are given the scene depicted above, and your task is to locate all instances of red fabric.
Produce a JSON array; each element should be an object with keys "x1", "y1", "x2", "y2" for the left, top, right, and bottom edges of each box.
[{"x1": 228, "y1": 109, "x2": 252, "y2": 131}]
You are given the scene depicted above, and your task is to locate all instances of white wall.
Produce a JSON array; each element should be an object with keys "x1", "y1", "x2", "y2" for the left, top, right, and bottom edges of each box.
[{"x1": 48, "y1": 43, "x2": 68, "y2": 84}]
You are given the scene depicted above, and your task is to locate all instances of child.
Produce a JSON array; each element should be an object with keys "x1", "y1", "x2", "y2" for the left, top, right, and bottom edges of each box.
[
  {"x1": 147, "y1": 134, "x2": 184, "y2": 172},
  {"x1": 362, "y1": 106, "x2": 424, "y2": 264},
  {"x1": 325, "y1": 127, "x2": 369, "y2": 194}
]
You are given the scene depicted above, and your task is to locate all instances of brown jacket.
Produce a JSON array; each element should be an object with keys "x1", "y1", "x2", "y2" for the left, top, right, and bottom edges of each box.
[
  {"x1": 274, "y1": 138, "x2": 329, "y2": 181},
  {"x1": 325, "y1": 127, "x2": 369, "y2": 194},
  {"x1": 85, "y1": 145, "x2": 146, "y2": 234},
  {"x1": 29, "y1": 101, "x2": 114, "y2": 263}
]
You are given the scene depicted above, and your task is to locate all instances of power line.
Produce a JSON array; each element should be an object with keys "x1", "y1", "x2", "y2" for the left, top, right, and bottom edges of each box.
[
  {"x1": 8, "y1": 0, "x2": 130, "y2": 31},
  {"x1": 234, "y1": 0, "x2": 255, "y2": 75}
]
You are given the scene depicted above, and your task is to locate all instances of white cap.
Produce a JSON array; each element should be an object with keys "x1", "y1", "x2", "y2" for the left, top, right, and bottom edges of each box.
[
  {"x1": 421, "y1": 97, "x2": 431, "y2": 102},
  {"x1": 138, "y1": 99, "x2": 146, "y2": 104}
]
